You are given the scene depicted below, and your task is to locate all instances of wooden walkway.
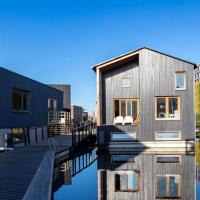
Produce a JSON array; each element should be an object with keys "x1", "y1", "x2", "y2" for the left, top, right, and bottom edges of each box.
[
  {"x1": 0, "y1": 132, "x2": 95, "y2": 200},
  {"x1": 0, "y1": 147, "x2": 49, "y2": 200}
]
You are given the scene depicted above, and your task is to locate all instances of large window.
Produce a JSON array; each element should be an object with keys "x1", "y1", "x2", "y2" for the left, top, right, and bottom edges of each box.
[
  {"x1": 155, "y1": 97, "x2": 180, "y2": 120},
  {"x1": 156, "y1": 175, "x2": 181, "y2": 198},
  {"x1": 175, "y1": 72, "x2": 186, "y2": 90},
  {"x1": 12, "y1": 89, "x2": 30, "y2": 112},
  {"x1": 114, "y1": 98, "x2": 139, "y2": 120},
  {"x1": 115, "y1": 171, "x2": 140, "y2": 192}
]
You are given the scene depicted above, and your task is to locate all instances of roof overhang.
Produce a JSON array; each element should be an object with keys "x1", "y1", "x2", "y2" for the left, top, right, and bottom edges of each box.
[{"x1": 92, "y1": 47, "x2": 197, "y2": 72}]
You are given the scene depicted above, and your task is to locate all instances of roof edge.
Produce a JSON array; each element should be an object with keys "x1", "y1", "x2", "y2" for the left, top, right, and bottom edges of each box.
[{"x1": 92, "y1": 47, "x2": 197, "y2": 71}]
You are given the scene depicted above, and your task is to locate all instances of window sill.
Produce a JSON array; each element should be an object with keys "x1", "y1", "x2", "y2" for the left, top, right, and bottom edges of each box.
[
  {"x1": 175, "y1": 88, "x2": 186, "y2": 91},
  {"x1": 155, "y1": 118, "x2": 180, "y2": 121},
  {"x1": 12, "y1": 111, "x2": 32, "y2": 115}
]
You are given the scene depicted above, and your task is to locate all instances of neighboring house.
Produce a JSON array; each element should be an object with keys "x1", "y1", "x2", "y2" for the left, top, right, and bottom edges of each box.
[
  {"x1": 98, "y1": 152, "x2": 195, "y2": 200},
  {"x1": 195, "y1": 65, "x2": 200, "y2": 126},
  {"x1": 71, "y1": 105, "x2": 83, "y2": 124},
  {"x1": 48, "y1": 84, "x2": 71, "y2": 112},
  {"x1": 92, "y1": 47, "x2": 196, "y2": 149},
  {"x1": 0, "y1": 67, "x2": 64, "y2": 149}
]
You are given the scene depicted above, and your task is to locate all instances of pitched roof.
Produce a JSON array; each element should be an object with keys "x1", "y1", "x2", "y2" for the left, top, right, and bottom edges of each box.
[{"x1": 92, "y1": 47, "x2": 197, "y2": 71}]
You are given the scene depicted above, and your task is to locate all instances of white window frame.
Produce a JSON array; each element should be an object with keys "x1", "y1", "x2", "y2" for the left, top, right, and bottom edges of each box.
[
  {"x1": 155, "y1": 155, "x2": 181, "y2": 164},
  {"x1": 111, "y1": 132, "x2": 136, "y2": 141},
  {"x1": 175, "y1": 71, "x2": 186, "y2": 90},
  {"x1": 155, "y1": 131, "x2": 181, "y2": 141}
]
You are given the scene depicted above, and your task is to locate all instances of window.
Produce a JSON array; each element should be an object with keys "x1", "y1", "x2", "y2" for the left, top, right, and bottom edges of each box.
[
  {"x1": 156, "y1": 155, "x2": 181, "y2": 163},
  {"x1": 122, "y1": 78, "x2": 131, "y2": 88},
  {"x1": 112, "y1": 132, "x2": 136, "y2": 141},
  {"x1": 155, "y1": 97, "x2": 180, "y2": 120},
  {"x1": 115, "y1": 171, "x2": 140, "y2": 192},
  {"x1": 12, "y1": 89, "x2": 30, "y2": 112},
  {"x1": 114, "y1": 99, "x2": 139, "y2": 124},
  {"x1": 156, "y1": 175, "x2": 181, "y2": 198},
  {"x1": 155, "y1": 131, "x2": 181, "y2": 140},
  {"x1": 112, "y1": 155, "x2": 135, "y2": 163},
  {"x1": 175, "y1": 72, "x2": 186, "y2": 90},
  {"x1": 48, "y1": 99, "x2": 57, "y2": 111}
]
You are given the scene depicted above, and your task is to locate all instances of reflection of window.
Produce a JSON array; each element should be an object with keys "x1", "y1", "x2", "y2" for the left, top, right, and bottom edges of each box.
[
  {"x1": 115, "y1": 171, "x2": 140, "y2": 192},
  {"x1": 12, "y1": 89, "x2": 30, "y2": 112},
  {"x1": 155, "y1": 131, "x2": 181, "y2": 140},
  {"x1": 48, "y1": 99, "x2": 57, "y2": 111},
  {"x1": 122, "y1": 78, "x2": 131, "y2": 88},
  {"x1": 112, "y1": 155, "x2": 135, "y2": 163},
  {"x1": 114, "y1": 99, "x2": 139, "y2": 121},
  {"x1": 155, "y1": 97, "x2": 180, "y2": 120},
  {"x1": 112, "y1": 132, "x2": 136, "y2": 141},
  {"x1": 175, "y1": 72, "x2": 186, "y2": 90},
  {"x1": 156, "y1": 175, "x2": 181, "y2": 198},
  {"x1": 156, "y1": 155, "x2": 181, "y2": 163}
]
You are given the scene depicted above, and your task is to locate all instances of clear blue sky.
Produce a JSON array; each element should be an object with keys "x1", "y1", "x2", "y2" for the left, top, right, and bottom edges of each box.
[{"x1": 0, "y1": 0, "x2": 200, "y2": 114}]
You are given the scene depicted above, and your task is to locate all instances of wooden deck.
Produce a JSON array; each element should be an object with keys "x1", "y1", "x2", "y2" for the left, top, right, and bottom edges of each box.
[
  {"x1": 0, "y1": 133, "x2": 95, "y2": 200},
  {"x1": 0, "y1": 147, "x2": 49, "y2": 200}
]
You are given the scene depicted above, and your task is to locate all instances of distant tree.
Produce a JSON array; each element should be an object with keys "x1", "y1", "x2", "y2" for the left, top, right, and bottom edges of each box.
[{"x1": 196, "y1": 142, "x2": 200, "y2": 167}]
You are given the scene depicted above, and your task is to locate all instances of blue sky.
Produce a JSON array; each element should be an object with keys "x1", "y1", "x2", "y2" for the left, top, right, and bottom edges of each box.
[{"x1": 0, "y1": 0, "x2": 200, "y2": 114}]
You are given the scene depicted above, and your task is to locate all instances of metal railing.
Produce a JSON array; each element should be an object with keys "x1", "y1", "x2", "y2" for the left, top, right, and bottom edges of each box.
[{"x1": 71, "y1": 123, "x2": 96, "y2": 147}]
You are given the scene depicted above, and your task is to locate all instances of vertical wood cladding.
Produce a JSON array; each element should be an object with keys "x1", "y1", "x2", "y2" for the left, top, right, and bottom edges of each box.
[{"x1": 101, "y1": 49, "x2": 195, "y2": 141}]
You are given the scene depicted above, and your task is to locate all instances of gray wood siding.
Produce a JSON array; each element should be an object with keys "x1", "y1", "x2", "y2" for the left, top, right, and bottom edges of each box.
[
  {"x1": 101, "y1": 49, "x2": 195, "y2": 141},
  {"x1": 98, "y1": 152, "x2": 195, "y2": 200}
]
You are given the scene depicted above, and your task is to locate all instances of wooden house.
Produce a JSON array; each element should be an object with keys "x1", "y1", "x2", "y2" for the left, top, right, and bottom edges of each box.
[{"x1": 92, "y1": 47, "x2": 196, "y2": 149}]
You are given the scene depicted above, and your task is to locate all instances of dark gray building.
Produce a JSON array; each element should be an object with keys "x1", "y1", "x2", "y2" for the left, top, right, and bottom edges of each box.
[
  {"x1": 71, "y1": 105, "x2": 83, "y2": 124},
  {"x1": 93, "y1": 47, "x2": 196, "y2": 148},
  {"x1": 0, "y1": 67, "x2": 64, "y2": 149},
  {"x1": 48, "y1": 84, "x2": 71, "y2": 112}
]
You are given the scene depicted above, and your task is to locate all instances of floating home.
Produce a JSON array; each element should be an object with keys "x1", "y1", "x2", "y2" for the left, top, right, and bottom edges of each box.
[
  {"x1": 0, "y1": 67, "x2": 70, "y2": 150},
  {"x1": 92, "y1": 47, "x2": 197, "y2": 150},
  {"x1": 98, "y1": 151, "x2": 195, "y2": 200}
]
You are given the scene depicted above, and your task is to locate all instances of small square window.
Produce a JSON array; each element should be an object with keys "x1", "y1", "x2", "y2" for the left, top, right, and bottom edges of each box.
[
  {"x1": 122, "y1": 78, "x2": 131, "y2": 88},
  {"x1": 175, "y1": 72, "x2": 186, "y2": 90}
]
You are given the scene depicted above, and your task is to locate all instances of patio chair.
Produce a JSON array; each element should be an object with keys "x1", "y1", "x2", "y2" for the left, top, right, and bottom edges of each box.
[
  {"x1": 124, "y1": 116, "x2": 134, "y2": 125},
  {"x1": 113, "y1": 116, "x2": 124, "y2": 125}
]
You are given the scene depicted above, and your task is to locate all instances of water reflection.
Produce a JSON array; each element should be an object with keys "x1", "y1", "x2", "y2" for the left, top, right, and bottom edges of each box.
[
  {"x1": 53, "y1": 148, "x2": 96, "y2": 193},
  {"x1": 98, "y1": 151, "x2": 195, "y2": 200},
  {"x1": 53, "y1": 148, "x2": 197, "y2": 200}
]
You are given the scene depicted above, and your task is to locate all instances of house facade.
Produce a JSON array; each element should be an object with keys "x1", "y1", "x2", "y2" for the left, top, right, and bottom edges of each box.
[
  {"x1": 0, "y1": 67, "x2": 65, "y2": 149},
  {"x1": 93, "y1": 47, "x2": 196, "y2": 148}
]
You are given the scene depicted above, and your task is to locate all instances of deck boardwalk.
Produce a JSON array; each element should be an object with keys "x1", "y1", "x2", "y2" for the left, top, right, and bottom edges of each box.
[
  {"x1": 0, "y1": 123, "x2": 96, "y2": 200},
  {"x1": 0, "y1": 147, "x2": 48, "y2": 200},
  {"x1": 0, "y1": 133, "x2": 93, "y2": 200}
]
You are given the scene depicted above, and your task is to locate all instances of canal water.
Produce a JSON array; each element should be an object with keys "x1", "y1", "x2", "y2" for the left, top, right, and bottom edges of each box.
[{"x1": 53, "y1": 146, "x2": 199, "y2": 200}]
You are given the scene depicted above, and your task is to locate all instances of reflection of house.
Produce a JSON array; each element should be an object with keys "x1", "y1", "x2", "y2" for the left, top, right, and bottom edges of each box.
[
  {"x1": 98, "y1": 151, "x2": 195, "y2": 200},
  {"x1": 0, "y1": 67, "x2": 66, "y2": 149},
  {"x1": 92, "y1": 47, "x2": 196, "y2": 148}
]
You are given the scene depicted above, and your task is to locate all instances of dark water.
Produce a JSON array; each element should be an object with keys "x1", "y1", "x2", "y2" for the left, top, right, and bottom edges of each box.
[{"x1": 53, "y1": 148, "x2": 198, "y2": 200}]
